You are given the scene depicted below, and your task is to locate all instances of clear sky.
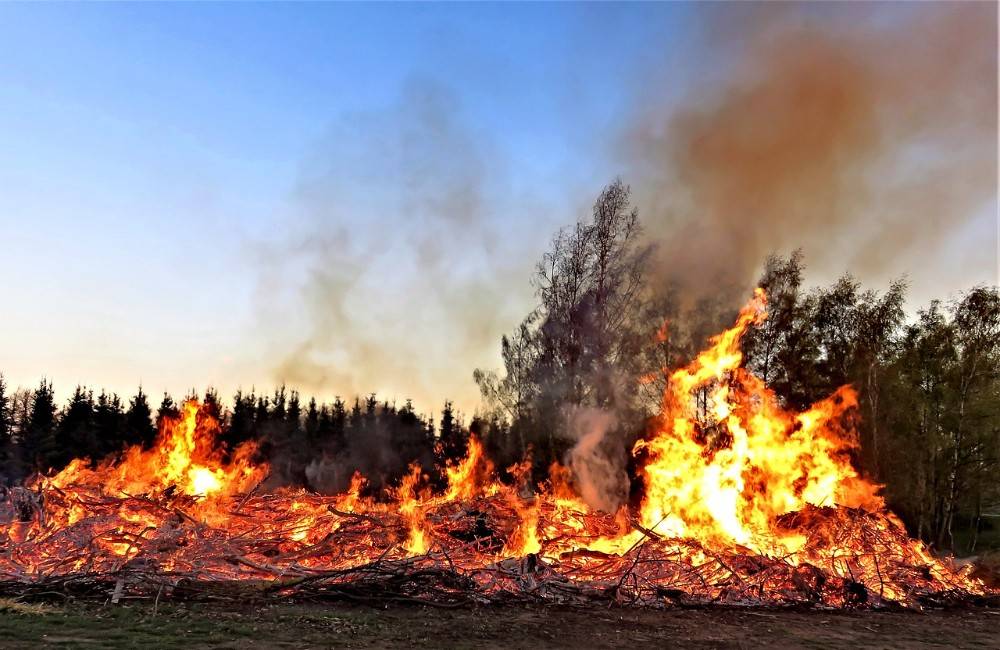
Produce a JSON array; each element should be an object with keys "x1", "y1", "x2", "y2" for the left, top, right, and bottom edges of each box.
[{"x1": 0, "y1": 3, "x2": 996, "y2": 418}]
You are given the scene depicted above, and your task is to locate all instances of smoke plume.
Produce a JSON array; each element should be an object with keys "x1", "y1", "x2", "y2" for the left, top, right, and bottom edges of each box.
[
  {"x1": 625, "y1": 3, "x2": 997, "y2": 305},
  {"x1": 563, "y1": 406, "x2": 630, "y2": 513},
  {"x1": 255, "y1": 80, "x2": 541, "y2": 414}
]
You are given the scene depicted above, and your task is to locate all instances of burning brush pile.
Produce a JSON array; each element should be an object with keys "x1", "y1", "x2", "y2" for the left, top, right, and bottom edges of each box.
[{"x1": 0, "y1": 291, "x2": 990, "y2": 609}]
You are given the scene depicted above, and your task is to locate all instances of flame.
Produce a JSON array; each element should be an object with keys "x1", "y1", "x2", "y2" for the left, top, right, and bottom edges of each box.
[
  {"x1": 1, "y1": 290, "x2": 986, "y2": 607},
  {"x1": 635, "y1": 288, "x2": 880, "y2": 553},
  {"x1": 46, "y1": 399, "x2": 267, "y2": 500},
  {"x1": 395, "y1": 464, "x2": 430, "y2": 555},
  {"x1": 443, "y1": 435, "x2": 493, "y2": 502}
]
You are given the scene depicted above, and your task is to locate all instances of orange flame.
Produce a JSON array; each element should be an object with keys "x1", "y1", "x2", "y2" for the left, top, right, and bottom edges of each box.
[
  {"x1": 47, "y1": 399, "x2": 266, "y2": 500},
  {"x1": 3, "y1": 290, "x2": 984, "y2": 607},
  {"x1": 636, "y1": 288, "x2": 880, "y2": 552}
]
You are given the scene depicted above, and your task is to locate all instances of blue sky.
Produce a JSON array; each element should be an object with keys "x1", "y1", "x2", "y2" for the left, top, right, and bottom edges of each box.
[
  {"x1": 0, "y1": 3, "x2": 703, "y2": 413},
  {"x1": 0, "y1": 3, "x2": 995, "y2": 416}
]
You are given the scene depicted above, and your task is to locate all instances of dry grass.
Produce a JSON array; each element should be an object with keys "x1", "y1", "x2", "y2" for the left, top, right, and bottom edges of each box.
[{"x1": 0, "y1": 598, "x2": 58, "y2": 616}]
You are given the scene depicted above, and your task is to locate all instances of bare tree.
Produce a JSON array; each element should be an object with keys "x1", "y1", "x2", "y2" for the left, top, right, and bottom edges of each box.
[{"x1": 476, "y1": 179, "x2": 652, "y2": 465}]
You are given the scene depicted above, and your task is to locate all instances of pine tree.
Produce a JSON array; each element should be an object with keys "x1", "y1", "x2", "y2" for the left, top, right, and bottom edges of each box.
[
  {"x1": 331, "y1": 397, "x2": 348, "y2": 449},
  {"x1": 271, "y1": 385, "x2": 287, "y2": 422},
  {"x1": 22, "y1": 379, "x2": 58, "y2": 473},
  {"x1": 255, "y1": 395, "x2": 270, "y2": 427},
  {"x1": 202, "y1": 388, "x2": 224, "y2": 428},
  {"x1": 438, "y1": 400, "x2": 465, "y2": 461},
  {"x1": 287, "y1": 390, "x2": 301, "y2": 431},
  {"x1": 55, "y1": 386, "x2": 95, "y2": 467},
  {"x1": 305, "y1": 397, "x2": 320, "y2": 443},
  {"x1": 364, "y1": 394, "x2": 377, "y2": 427},
  {"x1": 0, "y1": 374, "x2": 13, "y2": 483},
  {"x1": 93, "y1": 390, "x2": 127, "y2": 457},
  {"x1": 346, "y1": 397, "x2": 363, "y2": 445},
  {"x1": 125, "y1": 386, "x2": 157, "y2": 449},
  {"x1": 156, "y1": 393, "x2": 179, "y2": 432},
  {"x1": 226, "y1": 389, "x2": 256, "y2": 451}
]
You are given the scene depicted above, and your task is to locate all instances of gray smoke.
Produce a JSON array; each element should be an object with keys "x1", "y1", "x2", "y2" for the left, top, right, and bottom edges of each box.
[
  {"x1": 563, "y1": 405, "x2": 629, "y2": 513},
  {"x1": 255, "y1": 79, "x2": 541, "y2": 414}
]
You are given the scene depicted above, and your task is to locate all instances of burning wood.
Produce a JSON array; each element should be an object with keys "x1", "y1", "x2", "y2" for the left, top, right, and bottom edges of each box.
[{"x1": 0, "y1": 292, "x2": 989, "y2": 608}]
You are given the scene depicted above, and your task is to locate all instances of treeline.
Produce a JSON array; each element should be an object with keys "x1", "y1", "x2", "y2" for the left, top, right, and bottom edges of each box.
[
  {"x1": 0, "y1": 381, "x2": 473, "y2": 496},
  {"x1": 1, "y1": 179, "x2": 996, "y2": 554},
  {"x1": 475, "y1": 179, "x2": 1000, "y2": 553}
]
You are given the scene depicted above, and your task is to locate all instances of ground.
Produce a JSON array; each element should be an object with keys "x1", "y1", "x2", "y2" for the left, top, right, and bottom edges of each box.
[{"x1": 0, "y1": 599, "x2": 998, "y2": 649}]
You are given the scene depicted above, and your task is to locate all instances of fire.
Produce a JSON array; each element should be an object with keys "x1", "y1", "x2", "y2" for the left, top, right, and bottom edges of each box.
[
  {"x1": 189, "y1": 467, "x2": 223, "y2": 497},
  {"x1": 443, "y1": 435, "x2": 493, "y2": 502},
  {"x1": 395, "y1": 464, "x2": 430, "y2": 555},
  {"x1": 0, "y1": 290, "x2": 987, "y2": 608},
  {"x1": 46, "y1": 399, "x2": 267, "y2": 500},
  {"x1": 635, "y1": 288, "x2": 880, "y2": 553}
]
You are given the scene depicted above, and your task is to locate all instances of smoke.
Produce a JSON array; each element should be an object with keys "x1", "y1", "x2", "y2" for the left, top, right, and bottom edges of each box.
[
  {"x1": 624, "y1": 3, "x2": 998, "y2": 305},
  {"x1": 563, "y1": 406, "x2": 629, "y2": 513},
  {"x1": 252, "y1": 3, "x2": 996, "y2": 443},
  {"x1": 255, "y1": 80, "x2": 541, "y2": 414}
]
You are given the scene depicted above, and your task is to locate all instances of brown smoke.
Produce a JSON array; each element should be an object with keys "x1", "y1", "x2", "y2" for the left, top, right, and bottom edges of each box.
[
  {"x1": 256, "y1": 4, "x2": 996, "y2": 416},
  {"x1": 625, "y1": 3, "x2": 998, "y2": 304}
]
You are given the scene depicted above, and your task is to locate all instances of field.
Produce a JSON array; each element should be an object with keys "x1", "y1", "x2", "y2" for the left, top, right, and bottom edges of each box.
[{"x1": 1, "y1": 600, "x2": 998, "y2": 649}]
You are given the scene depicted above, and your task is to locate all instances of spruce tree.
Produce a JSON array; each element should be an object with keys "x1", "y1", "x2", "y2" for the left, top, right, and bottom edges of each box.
[
  {"x1": 55, "y1": 386, "x2": 95, "y2": 467},
  {"x1": 0, "y1": 375, "x2": 13, "y2": 482},
  {"x1": 305, "y1": 397, "x2": 320, "y2": 444},
  {"x1": 22, "y1": 379, "x2": 58, "y2": 473},
  {"x1": 226, "y1": 389, "x2": 256, "y2": 450},
  {"x1": 125, "y1": 386, "x2": 157, "y2": 448},
  {"x1": 202, "y1": 387, "x2": 224, "y2": 427},
  {"x1": 156, "y1": 393, "x2": 179, "y2": 432},
  {"x1": 93, "y1": 390, "x2": 126, "y2": 457}
]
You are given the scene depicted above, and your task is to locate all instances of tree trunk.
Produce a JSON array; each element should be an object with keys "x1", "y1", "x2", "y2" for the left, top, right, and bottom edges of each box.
[
  {"x1": 866, "y1": 362, "x2": 880, "y2": 477},
  {"x1": 969, "y1": 496, "x2": 981, "y2": 554},
  {"x1": 941, "y1": 404, "x2": 965, "y2": 551}
]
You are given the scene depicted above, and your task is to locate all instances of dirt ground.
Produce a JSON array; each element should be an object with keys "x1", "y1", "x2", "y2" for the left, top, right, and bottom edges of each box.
[{"x1": 0, "y1": 599, "x2": 997, "y2": 649}]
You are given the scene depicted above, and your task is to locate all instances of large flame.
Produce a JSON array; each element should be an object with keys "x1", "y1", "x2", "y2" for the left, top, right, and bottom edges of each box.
[
  {"x1": 48, "y1": 400, "x2": 266, "y2": 499},
  {"x1": 1, "y1": 290, "x2": 984, "y2": 607},
  {"x1": 635, "y1": 288, "x2": 881, "y2": 553}
]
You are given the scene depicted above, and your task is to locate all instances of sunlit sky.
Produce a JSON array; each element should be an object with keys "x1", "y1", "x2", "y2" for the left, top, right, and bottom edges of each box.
[{"x1": 0, "y1": 3, "x2": 996, "y2": 418}]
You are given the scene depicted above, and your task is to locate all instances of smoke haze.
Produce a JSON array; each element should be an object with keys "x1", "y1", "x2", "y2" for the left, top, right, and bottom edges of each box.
[
  {"x1": 256, "y1": 81, "x2": 544, "y2": 415},
  {"x1": 256, "y1": 3, "x2": 997, "y2": 415},
  {"x1": 625, "y1": 3, "x2": 997, "y2": 306}
]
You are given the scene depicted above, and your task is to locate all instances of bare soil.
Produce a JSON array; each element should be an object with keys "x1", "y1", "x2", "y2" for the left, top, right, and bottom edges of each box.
[{"x1": 1, "y1": 600, "x2": 998, "y2": 649}]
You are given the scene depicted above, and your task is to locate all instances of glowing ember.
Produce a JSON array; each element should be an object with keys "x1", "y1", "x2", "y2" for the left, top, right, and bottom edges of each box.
[{"x1": 0, "y1": 290, "x2": 987, "y2": 608}]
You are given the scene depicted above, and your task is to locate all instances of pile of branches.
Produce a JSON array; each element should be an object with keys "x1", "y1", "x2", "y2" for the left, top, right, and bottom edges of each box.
[{"x1": 0, "y1": 485, "x2": 991, "y2": 609}]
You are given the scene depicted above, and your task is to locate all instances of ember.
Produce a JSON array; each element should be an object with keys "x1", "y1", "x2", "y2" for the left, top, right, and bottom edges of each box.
[{"x1": 0, "y1": 292, "x2": 987, "y2": 608}]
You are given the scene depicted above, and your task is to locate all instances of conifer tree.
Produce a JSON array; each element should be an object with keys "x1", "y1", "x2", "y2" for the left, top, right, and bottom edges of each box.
[
  {"x1": 0, "y1": 375, "x2": 13, "y2": 482},
  {"x1": 93, "y1": 390, "x2": 126, "y2": 457},
  {"x1": 156, "y1": 393, "x2": 179, "y2": 432},
  {"x1": 125, "y1": 386, "x2": 157, "y2": 448},
  {"x1": 22, "y1": 379, "x2": 58, "y2": 473},
  {"x1": 226, "y1": 389, "x2": 256, "y2": 450},
  {"x1": 55, "y1": 386, "x2": 95, "y2": 467},
  {"x1": 305, "y1": 397, "x2": 320, "y2": 443}
]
